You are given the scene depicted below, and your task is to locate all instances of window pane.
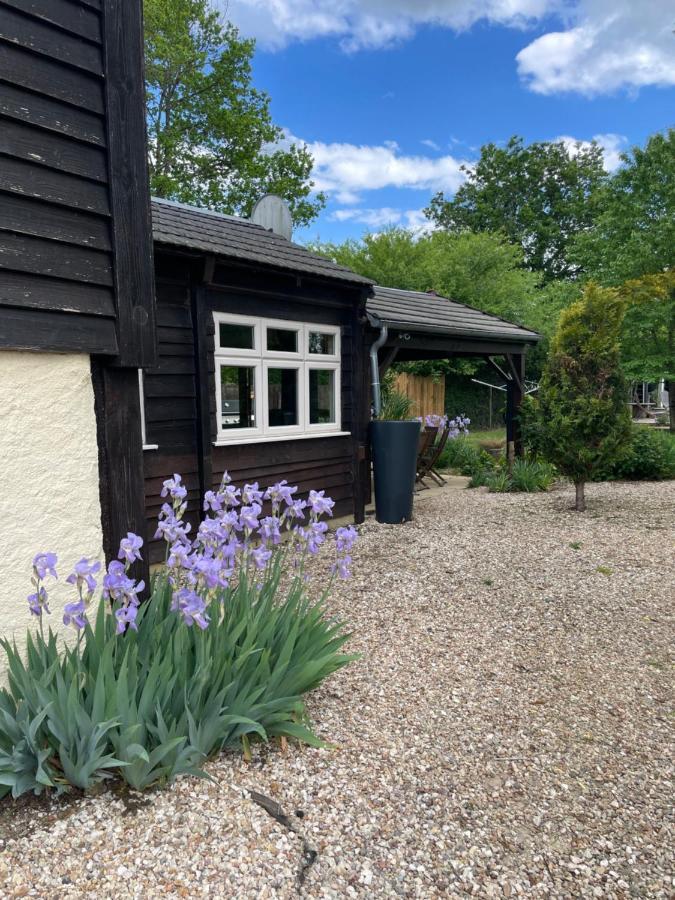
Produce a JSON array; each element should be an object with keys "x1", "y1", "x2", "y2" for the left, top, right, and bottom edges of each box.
[
  {"x1": 308, "y1": 331, "x2": 335, "y2": 355},
  {"x1": 267, "y1": 327, "x2": 297, "y2": 353},
  {"x1": 220, "y1": 365, "x2": 256, "y2": 429},
  {"x1": 267, "y1": 368, "x2": 298, "y2": 427},
  {"x1": 309, "y1": 369, "x2": 336, "y2": 424},
  {"x1": 219, "y1": 322, "x2": 254, "y2": 350}
]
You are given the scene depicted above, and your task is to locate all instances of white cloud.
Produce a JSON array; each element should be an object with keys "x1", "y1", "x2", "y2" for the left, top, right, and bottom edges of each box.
[
  {"x1": 299, "y1": 136, "x2": 469, "y2": 196},
  {"x1": 421, "y1": 139, "x2": 441, "y2": 151},
  {"x1": 225, "y1": 0, "x2": 675, "y2": 95},
  {"x1": 516, "y1": 0, "x2": 675, "y2": 95},
  {"x1": 225, "y1": 0, "x2": 552, "y2": 52},
  {"x1": 554, "y1": 132, "x2": 628, "y2": 171},
  {"x1": 330, "y1": 206, "x2": 435, "y2": 234}
]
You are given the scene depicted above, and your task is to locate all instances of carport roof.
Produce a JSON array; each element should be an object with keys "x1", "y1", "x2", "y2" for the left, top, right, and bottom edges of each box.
[{"x1": 367, "y1": 286, "x2": 541, "y2": 344}]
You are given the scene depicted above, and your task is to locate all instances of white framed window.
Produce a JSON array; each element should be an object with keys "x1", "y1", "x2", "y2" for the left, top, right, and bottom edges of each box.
[{"x1": 213, "y1": 313, "x2": 343, "y2": 443}]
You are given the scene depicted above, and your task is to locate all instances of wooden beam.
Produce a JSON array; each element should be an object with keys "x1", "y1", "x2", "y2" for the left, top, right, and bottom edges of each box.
[
  {"x1": 385, "y1": 333, "x2": 531, "y2": 357},
  {"x1": 505, "y1": 353, "x2": 524, "y2": 391},
  {"x1": 485, "y1": 356, "x2": 511, "y2": 383},
  {"x1": 92, "y1": 361, "x2": 150, "y2": 593},
  {"x1": 191, "y1": 281, "x2": 214, "y2": 510},
  {"x1": 378, "y1": 346, "x2": 398, "y2": 378},
  {"x1": 102, "y1": 0, "x2": 157, "y2": 367},
  {"x1": 350, "y1": 291, "x2": 372, "y2": 524},
  {"x1": 0, "y1": 305, "x2": 118, "y2": 353}
]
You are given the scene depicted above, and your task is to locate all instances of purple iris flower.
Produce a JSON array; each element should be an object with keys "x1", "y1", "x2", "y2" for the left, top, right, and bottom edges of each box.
[
  {"x1": 32, "y1": 552, "x2": 58, "y2": 580},
  {"x1": 27, "y1": 586, "x2": 50, "y2": 617},
  {"x1": 332, "y1": 555, "x2": 353, "y2": 580},
  {"x1": 118, "y1": 532, "x2": 143, "y2": 566},
  {"x1": 259, "y1": 516, "x2": 281, "y2": 546},
  {"x1": 63, "y1": 598, "x2": 87, "y2": 630},
  {"x1": 336, "y1": 525, "x2": 358, "y2": 554},
  {"x1": 203, "y1": 490, "x2": 222, "y2": 513},
  {"x1": 250, "y1": 546, "x2": 272, "y2": 570},
  {"x1": 219, "y1": 484, "x2": 241, "y2": 508},
  {"x1": 240, "y1": 503, "x2": 262, "y2": 532},
  {"x1": 167, "y1": 541, "x2": 192, "y2": 570},
  {"x1": 114, "y1": 603, "x2": 138, "y2": 635},
  {"x1": 103, "y1": 560, "x2": 144, "y2": 605},
  {"x1": 307, "y1": 520, "x2": 328, "y2": 554},
  {"x1": 161, "y1": 473, "x2": 187, "y2": 503},
  {"x1": 283, "y1": 499, "x2": 307, "y2": 522},
  {"x1": 264, "y1": 480, "x2": 297, "y2": 511},
  {"x1": 171, "y1": 588, "x2": 210, "y2": 629},
  {"x1": 308, "y1": 490, "x2": 335, "y2": 518},
  {"x1": 242, "y1": 482, "x2": 264, "y2": 505},
  {"x1": 66, "y1": 558, "x2": 101, "y2": 595},
  {"x1": 192, "y1": 556, "x2": 227, "y2": 591}
]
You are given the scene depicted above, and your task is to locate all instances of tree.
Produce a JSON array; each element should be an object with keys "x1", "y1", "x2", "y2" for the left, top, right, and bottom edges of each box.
[
  {"x1": 425, "y1": 136, "x2": 606, "y2": 281},
  {"x1": 572, "y1": 129, "x2": 675, "y2": 428},
  {"x1": 144, "y1": 0, "x2": 324, "y2": 226},
  {"x1": 310, "y1": 229, "x2": 430, "y2": 292},
  {"x1": 311, "y1": 228, "x2": 575, "y2": 377},
  {"x1": 530, "y1": 284, "x2": 632, "y2": 511}
]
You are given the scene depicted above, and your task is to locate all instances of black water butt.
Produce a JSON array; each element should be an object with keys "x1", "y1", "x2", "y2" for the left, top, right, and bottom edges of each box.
[{"x1": 370, "y1": 420, "x2": 421, "y2": 524}]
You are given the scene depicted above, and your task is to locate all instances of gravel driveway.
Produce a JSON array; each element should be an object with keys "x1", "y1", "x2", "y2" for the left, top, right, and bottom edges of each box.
[{"x1": 1, "y1": 480, "x2": 673, "y2": 898}]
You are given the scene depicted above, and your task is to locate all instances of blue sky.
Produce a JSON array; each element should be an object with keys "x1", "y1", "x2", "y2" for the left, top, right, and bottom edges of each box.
[{"x1": 223, "y1": 0, "x2": 675, "y2": 244}]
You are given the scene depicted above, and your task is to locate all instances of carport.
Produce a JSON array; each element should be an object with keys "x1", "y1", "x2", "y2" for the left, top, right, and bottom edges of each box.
[{"x1": 366, "y1": 286, "x2": 542, "y2": 455}]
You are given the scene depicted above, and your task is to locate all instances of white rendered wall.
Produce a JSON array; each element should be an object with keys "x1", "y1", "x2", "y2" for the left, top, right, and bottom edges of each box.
[{"x1": 0, "y1": 352, "x2": 104, "y2": 658}]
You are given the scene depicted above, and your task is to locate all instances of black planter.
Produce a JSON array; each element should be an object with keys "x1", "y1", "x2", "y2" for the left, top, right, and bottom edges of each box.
[{"x1": 370, "y1": 420, "x2": 421, "y2": 524}]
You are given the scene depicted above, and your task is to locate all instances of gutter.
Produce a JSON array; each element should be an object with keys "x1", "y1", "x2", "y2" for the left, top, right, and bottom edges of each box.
[{"x1": 368, "y1": 320, "x2": 389, "y2": 417}]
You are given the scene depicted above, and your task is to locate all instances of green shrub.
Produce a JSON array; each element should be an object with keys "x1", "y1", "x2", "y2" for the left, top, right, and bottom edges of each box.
[
  {"x1": 469, "y1": 457, "x2": 556, "y2": 493},
  {"x1": 603, "y1": 428, "x2": 675, "y2": 481},
  {"x1": 439, "y1": 437, "x2": 496, "y2": 476},
  {"x1": 486, "y1": 471, "x2": 512, "y2": 493},
  {"x1": 510, "y1": 459, "x2": 556, "y2": 492}
]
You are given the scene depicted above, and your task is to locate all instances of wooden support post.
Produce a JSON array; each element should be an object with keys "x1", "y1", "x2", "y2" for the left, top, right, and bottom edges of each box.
[
  {"x1": 191, "y1": 281, "x2": 214, "y2": 513},
  {"x1": 505, "y1": 353, "x2": 525, "y2": 459},
  {"x1": 92, "y1": 361, "x2": 150, "y2": 592}
]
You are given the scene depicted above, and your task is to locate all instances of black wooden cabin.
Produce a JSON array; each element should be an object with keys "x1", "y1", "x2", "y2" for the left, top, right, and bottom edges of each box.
[{"x1": 144, "y1": 198, "x2": 373, "y2": 564}]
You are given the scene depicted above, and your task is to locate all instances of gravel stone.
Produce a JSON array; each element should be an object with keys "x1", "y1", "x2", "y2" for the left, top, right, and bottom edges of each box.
[{"x1": 0, "y1": 480, "x2": 673, "y2": 898}]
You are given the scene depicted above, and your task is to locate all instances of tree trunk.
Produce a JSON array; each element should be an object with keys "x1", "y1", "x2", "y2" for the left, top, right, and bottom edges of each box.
[
  {"x1": 575, "y1": 481, "x2": 586, "y2": 512},
  {"x1": 668, "y1": 380, "x2": 675, "y2": 434}
]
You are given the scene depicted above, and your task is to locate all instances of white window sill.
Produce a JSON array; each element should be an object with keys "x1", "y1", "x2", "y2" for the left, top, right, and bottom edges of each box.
[
  {"x1": 214, "y1": 431, "x2": 351, "y2": 448},
  {"x1": 143, "y1": 444, "x2": 159, "y2": 451}
]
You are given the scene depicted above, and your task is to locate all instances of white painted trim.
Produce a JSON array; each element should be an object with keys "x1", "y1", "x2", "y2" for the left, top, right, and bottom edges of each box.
[
  {"x1": 214, "y1": 431, "x2": 351, "y2": 448},
  {"x1": 137, "y1": 368, "x2": 156, "y2": 449},
  {"x1": 213, "y1": 311, "x2": 260, "y2": 357},
  {"x1": 213, "y1": 312, "x2": 343, "y2": 444}
]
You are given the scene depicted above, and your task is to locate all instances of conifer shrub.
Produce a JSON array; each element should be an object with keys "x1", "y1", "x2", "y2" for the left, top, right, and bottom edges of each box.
[{"x1": 524, "y1": 284, "x2": 632, "y2": 510}]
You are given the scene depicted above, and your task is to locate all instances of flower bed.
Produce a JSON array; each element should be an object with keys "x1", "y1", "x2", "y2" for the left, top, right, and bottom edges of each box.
[{"x1": 0, "y1": 475, "x2": 357, "y2": 798}]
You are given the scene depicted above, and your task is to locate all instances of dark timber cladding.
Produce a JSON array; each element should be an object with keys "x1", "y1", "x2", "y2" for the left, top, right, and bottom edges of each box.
[
  {"x1": 0, "y1": 0, "x2": 157, "y2": 588},
  {"x1": 0, "y1": 0, "x2": 156, "y2": 362},
  {"x1": 144, "y1": 200, "x2": 372, "y2": 564}
]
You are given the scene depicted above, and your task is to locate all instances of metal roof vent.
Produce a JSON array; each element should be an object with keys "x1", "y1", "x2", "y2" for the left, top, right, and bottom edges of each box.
[{"x1": 250, "y1": 194, "x2": 293, "y2": 240}]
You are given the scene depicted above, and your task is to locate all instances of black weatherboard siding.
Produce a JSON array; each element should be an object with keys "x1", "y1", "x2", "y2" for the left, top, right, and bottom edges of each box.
[
  {"x1": 144, "y1": 202, "x2": 373, "y2": 563},
  {"x1": 0, "y1": 0, "x2": 156, "y2": 364}
]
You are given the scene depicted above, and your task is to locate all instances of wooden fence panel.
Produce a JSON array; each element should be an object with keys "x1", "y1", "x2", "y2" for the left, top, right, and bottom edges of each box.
[{"x1": 394, "y1": 372, "x2": 445, "y2": 418}]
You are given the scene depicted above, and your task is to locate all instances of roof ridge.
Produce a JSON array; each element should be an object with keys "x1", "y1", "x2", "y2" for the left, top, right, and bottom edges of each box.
[{"x1": 151, "y1": 196, "x2": 262, "y2": 228}]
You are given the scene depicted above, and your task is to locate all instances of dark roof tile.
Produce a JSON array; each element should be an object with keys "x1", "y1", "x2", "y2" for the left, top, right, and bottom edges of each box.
[
  {"x1": 367, "y1": 286, "x2": 541, "y2": 343},
  {"x1": 151, "y1": 198, "x2": 372, "y2": 287}
]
